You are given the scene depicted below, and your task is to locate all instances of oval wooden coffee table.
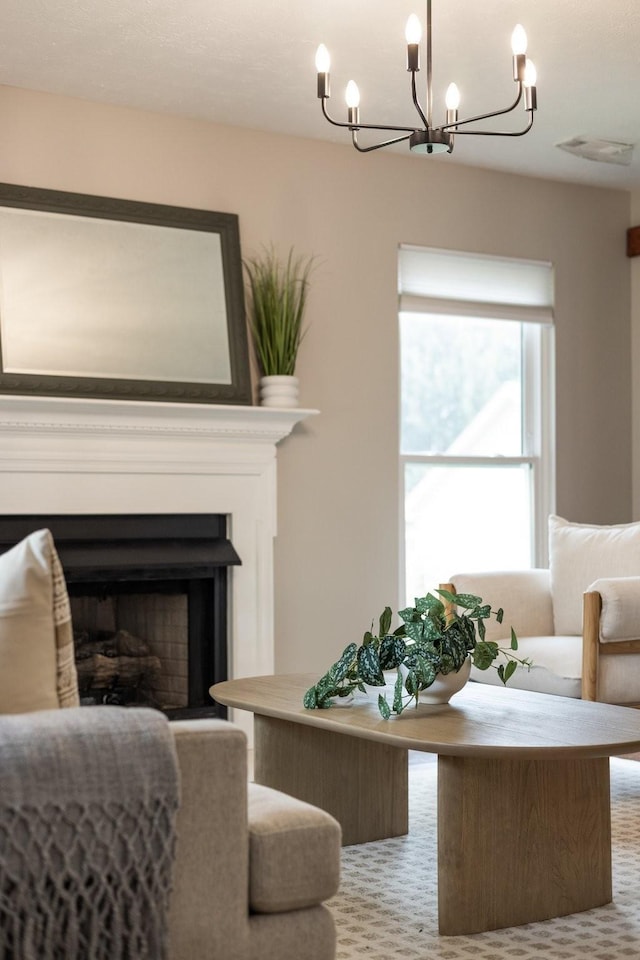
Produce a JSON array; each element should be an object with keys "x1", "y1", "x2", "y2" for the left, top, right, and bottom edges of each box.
[{"x1": 211, "y1": 674, "x2": 640, "y2": 935}]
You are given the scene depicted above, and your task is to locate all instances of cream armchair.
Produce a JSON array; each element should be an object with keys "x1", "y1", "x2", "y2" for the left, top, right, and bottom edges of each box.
[{"x1": 444, "y1": 515, "x2": 640, "y2": 705}]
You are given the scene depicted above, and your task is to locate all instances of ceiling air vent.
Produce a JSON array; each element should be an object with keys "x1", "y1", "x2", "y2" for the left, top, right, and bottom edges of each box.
[{"x1": 555, "y1": 136, "x2": 634, "y2": 166}]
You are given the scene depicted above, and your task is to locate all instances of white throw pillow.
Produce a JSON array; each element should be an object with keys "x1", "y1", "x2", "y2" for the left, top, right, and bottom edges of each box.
[
  {"x1": 0, "y1": 529, "x2": 79, "y2": 714},
  {"x1": 549, "y1": 514, "x2": 640, "y2": 635}
]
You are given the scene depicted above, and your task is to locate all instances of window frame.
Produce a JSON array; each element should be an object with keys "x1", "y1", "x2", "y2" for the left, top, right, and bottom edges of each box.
[{"x1": 398, "y1": 251, "x2": 555, "y2": 604}]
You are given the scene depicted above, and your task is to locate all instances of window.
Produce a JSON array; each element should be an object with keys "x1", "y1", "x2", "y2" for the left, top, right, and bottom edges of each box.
[{"x1": 399, "y1": 246, "x2": 555, "y2": 603}]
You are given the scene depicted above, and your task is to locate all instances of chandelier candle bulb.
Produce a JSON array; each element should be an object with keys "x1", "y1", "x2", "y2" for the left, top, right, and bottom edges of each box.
[
  {"x1": 511, "y1": 24, "x2": 527, "y2": 81},
  {"x1": 523, "y1": 59, "x2": 537, "y2": 86},
  {"x1": 345, "y1": 80, "x2": 360, "y2": 125},
  {"x1": 345, "y1": 80, "x2": 360, "y2": 107},
  {"x1": 524, "y1": 59, "x2": 537, "y2": 111},
  {"x1": 445, "y1": 83, "x2": 460, "y2": 128},
  {"x1": 405, "y1": 14, "x2": 422, "y2": 44},
  {"x1": 445, "y1": 83, "x2": 460, "y2": 110},
  {"x1": 406, "y1": 14, "x2": 422, "y2": 71},
  {"x1": 315, "y1": 44, "x2": 330, "y2": 72},
  {"x1": 511, "y1": 24, "x2": 527, "y2": 54},
  {"x1": 315, "y1": 44, "x2": 330, "y2": 98}
]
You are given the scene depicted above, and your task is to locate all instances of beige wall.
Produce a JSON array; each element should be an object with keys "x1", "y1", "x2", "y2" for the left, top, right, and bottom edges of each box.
[{"x1": 0, "y1": 85, "x2": 632, "y2": 674}]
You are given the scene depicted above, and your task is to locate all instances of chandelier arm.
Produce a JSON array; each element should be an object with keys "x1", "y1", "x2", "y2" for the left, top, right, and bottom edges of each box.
[
  {"x1": 439, "y1": 86, "x2": 523, "y2": 132},
  {"x1": 321, "y1": 99, "x2": 417, "y2": 134},
  {"x1": 447, "y1": 112, "x2": 534, "y2": 137},
  {"x1": 410, "y1": 72, "x2": 430, "y2": 131},
  {"x1": 352, "y1": 130, "x2": 414, "y2": 152}
]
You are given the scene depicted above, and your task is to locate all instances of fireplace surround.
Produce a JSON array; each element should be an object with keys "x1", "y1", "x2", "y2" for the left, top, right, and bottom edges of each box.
[{"x1": 0, "y1": 395, "x2": 316, "y2": 740}]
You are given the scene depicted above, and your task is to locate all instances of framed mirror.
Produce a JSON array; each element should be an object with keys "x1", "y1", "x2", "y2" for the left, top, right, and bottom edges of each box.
[{"x1": 0, "y1": 183, "x2": 252, "y2": 404}]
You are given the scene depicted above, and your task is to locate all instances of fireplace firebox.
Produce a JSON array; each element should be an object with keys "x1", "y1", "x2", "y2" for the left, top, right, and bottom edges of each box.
[{"x1": 0, "y1": 514, "x2": 241, "y2": 719}]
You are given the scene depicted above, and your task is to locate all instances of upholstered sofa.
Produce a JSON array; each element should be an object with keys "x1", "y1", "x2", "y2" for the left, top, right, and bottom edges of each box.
[
  {"x1": 0, "y1": 528, "x2": 341, "y2": 959},
  {"x1": 445, "y1": 514, "x2": 640, "y2": 704}
]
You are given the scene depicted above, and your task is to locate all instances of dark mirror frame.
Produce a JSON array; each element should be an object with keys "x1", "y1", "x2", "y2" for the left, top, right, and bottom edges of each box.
[{"x1": 0, "y1": 183, "x2": 252, "y2": 405}]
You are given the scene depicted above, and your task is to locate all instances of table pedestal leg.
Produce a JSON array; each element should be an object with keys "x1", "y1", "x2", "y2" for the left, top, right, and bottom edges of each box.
[
  {"x1": 437, "y1": 755, "x2": 612, "y2": 935},
  {"x1": 254, "y1": 714, "x2": 408, "y2": 845}
]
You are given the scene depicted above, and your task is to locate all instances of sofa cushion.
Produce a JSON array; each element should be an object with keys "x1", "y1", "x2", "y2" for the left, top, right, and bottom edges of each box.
[
  {"x1": 470, "y1": 634, "x2": 583, "y2": 699},
  {"x1": 549, "y1": 514, "x2": 640, "y2": 636},
  {"x1": 0, "y1": 529, "x2": 79, "y2": 714},
  {"x1": 248, "y1": 783, "x2": 341, "y2": 914}
]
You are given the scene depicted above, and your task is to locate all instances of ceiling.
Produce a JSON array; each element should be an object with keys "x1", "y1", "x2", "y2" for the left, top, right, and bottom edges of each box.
[{"x1": 2, "y1": 0, "x2": 640, "y2": 191}]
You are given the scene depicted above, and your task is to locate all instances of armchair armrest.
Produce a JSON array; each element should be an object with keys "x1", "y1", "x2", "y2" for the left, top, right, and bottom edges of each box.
[
  {"x1": 168, "y1": 719, "x2": 250, "y2": 960},
  {"x1": 588, "y1": 577, "x2": 640, "y2": 642},
  {"x1": 583, "y1": 580, "x2": 640, "y2": 703}
]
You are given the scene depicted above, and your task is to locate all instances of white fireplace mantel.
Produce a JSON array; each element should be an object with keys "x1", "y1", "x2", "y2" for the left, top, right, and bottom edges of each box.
[
  {"x1": 0, "y1": 394, "x2": 316, "y2": 443},
  {"x1": 0, "y1": 395, "x2": 318, "y2": 740}
]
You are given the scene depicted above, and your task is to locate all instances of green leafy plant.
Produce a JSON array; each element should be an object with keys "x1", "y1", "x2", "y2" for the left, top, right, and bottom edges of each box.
[
  {"x1": 243, "y1": 247, "x2": 315, "y2": 377},
  {"x1": 303, "y1": 589, "x2": 532, "y2": 718}
]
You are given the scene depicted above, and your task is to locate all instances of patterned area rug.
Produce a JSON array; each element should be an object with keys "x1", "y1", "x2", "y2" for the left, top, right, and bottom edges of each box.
[{"x1": 328, "y1": 755, "x2": 640, "y2": 959}]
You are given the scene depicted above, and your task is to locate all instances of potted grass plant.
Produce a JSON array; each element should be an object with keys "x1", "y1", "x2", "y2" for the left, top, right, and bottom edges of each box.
[
  {"x1": 304, "y1": 588, "x2": 531, "y2": 718},
  {"x1": 243, "y1": 247, "x2": 315, "y2": 407}
]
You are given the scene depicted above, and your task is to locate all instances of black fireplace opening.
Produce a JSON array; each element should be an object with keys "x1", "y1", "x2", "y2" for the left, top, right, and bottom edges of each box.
[{"x1": 0, "y1": 514, "x2": 241, "y2": 720}]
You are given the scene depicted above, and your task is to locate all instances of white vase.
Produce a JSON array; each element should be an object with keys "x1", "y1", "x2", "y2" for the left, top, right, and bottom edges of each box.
[
  {"x1": 418, "y1": 657, "x2": 471, "y2": 704},
  {"x1": 259, "y1": 375, "x2": 299, "y2": 408}
]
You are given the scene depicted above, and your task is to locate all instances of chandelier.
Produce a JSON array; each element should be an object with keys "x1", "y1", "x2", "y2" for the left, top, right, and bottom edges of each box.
[{"x1": 314, "y1": 0, "x2": 537, "y2": 155}]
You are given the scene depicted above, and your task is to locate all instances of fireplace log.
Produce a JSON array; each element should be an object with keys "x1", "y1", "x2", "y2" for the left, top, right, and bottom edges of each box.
[
  {"x1": 75, "y1": 652, "x2": 161, "y2": 690},
  {"x1": 114, "y1": 629, "x2": 151, "y2": 657},
  {"x1": 75, "y1": 638, "x2": 118, "y2": 660}
]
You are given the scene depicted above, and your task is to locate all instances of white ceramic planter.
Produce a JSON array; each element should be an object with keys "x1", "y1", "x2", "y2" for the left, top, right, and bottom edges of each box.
[
  {"x1": 259, "y1": 375, "x2": 299, "y2": 408},
  {"x1": 418, "y1": 657, "x2": 471, "y2": 704},
  {"x1": 361, "y1": 660, "x2": 471, "y2": 706}
]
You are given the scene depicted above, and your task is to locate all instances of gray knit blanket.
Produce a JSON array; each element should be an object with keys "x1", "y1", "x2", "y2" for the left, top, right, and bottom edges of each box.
[{"x1": 0, "y1": 706, "x2": 180, "y2": 960}]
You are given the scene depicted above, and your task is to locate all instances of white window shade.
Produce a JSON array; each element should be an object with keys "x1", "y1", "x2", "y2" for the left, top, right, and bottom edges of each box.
[{"x1": 398, "y1": 246, "x2": 554, "y2": 323}]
